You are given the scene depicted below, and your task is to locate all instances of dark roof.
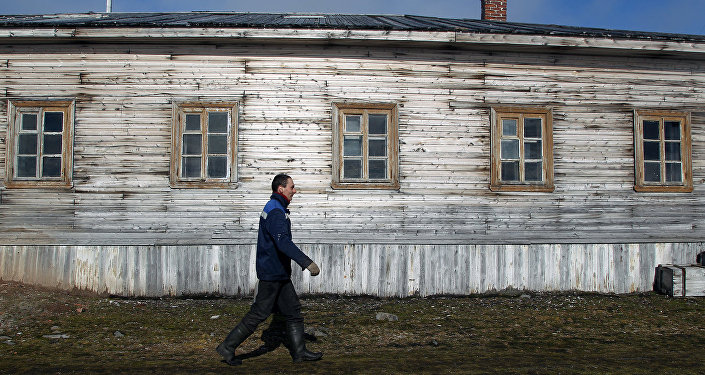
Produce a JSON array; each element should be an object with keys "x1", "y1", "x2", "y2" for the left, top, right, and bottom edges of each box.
[{"x1": 1, "y1": 12, "x2": 704, "y2": 42}]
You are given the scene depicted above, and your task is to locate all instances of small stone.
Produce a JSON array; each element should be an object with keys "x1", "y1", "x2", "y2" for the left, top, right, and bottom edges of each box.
[
  {"x1": 210, "y1": 315, "x2": 220, "y2": 320},
  {"x1": 520, "y1": 294, "x2": 532, "y2": 299},
  {"x1": 43, "y1": 334, "x2": 69, "y2": 339},
  {"x1": 499, "y1": 288, "x2": 523, "y2": 297},
  {"x1": 310, "y1": 327, "x2": 329, "y2": 338},
  {"x1": 375, "y1": 312, "x2": 399, "y2": 322},
  {"x1": 51, "y1": 326, "x2": 61, "y2": 332},
  {"x1": 114, "y1": 331, "x2": 125, "y2": 338}
]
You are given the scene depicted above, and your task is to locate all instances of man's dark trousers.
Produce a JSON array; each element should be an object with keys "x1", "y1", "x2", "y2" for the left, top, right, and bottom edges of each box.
[{"x1": 241, "y1": 280, "x2": 303, "y2": 332}]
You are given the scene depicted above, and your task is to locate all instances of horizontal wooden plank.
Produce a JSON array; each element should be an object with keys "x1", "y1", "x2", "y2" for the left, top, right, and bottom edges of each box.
[{"x1": 2, "y1": 26, "x2": 705, "y2": 55}]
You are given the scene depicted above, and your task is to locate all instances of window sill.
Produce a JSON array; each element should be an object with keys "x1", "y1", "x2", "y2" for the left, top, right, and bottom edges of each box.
[
  {"x1": 3, "y1": 180, "x2": 73, "y2": 189},
  {"x1": 490, "y1": 183, "x2": 554, "y2": 192},
  {"x1": 331, "y1": 182, "x2": 400, "y2": 190},
  {"x1": 170, "y1": 181, "x2": 239, "y2": 189},
  {"x1": 634, "y1": 184, "x2": 693, "y2": 193}
]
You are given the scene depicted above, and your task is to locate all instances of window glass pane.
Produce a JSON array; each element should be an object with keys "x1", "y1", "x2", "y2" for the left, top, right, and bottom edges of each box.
[
  {"x1": 42, "y1": 157, "x2": 61, "y2": 177},
  {"x1": 501, "y1": 161, "x2": 519, "y2": 181},
  {"x1": 185, "y1": 114, "x2": 201, "y2": 131},
  {"x1": 644, "y1": 162, "x2": 660, "y2": 182},
  {"x1": 207, "y1": 156, "x2": 227, "y2": 178},
  {"x1": 501, "y1": 139, "x2": 519, "y2": 160},
  {"x1": 208, "y1": 112, "x2": 228, "y2": 133},
  {"x1": 368, "y1": 114, "x2": 387, "y2": 135},
  {"x1": 502, "y1": 119, "x2": 517, "y2": 136},
  {"x1": 664, "y1": 121, "x2": 681, "y2": 140},
  {"x1": 43, "y1": 134, "x2": 62, "y2": 155},
  {"x1": 525, "y1": 162, "x2": 542, "y2": 181},
  {"x1": 344, "y1": 136, "x2": 362, "y2": 156},
  {"x1": 524, "y1": 140, "x2": 542, "y2": 160},
  {"x1": 44, "y1": 112, "x2": 63, "y2": 132},
  {"x1": 18, "y1": 134, "x2": 38, "y2": 155},
  {"x1": 369, "y1": 138, "x2": 386, "y2": 157},
  {"x1": 524, "y1": 118, "x2": 542, "y2": 138},
  {"x1": 664, "y1": 142, "x2": 681, "y2": 161},
  {"x1": 208, "y1": 135, "x2": 227, "y2": 155},
  {"x1": 182, "y1": 157, "x2": 201, "y2": 178},
  {"x1": 183, "y1": 134, "x2": 202, "y2": 155},
  {"x1": 369, "y1": 160, "x2": 387, "y2": 179},
  {"x1": 665, "y1": 163, "x2": 682, "y2": 183},
  {"x1": 643, "y1": 120, "x2": 659, "y2": 140},
  {"x1": 643, "y1": 141, "x2": 660, "y2": 161},
  {"x1": 17, "y1": 156, "x2": 37, "y2": 177},
  {"x1": 345, "y1": 115, "x2": 361, "y2": 133},
  {"x1": 343, "y1": 159, "x2": 362, "y2": 179},
  {"x1": 22, "y1": 113, "x2": 37, "y2": 131}
]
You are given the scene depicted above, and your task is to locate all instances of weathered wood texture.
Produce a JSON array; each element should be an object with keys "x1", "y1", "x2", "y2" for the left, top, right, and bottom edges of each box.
[
  {"x1": 3, "y1": 27, "x2": 705, "y2": 56},
  {"x1": 0, "y1": 43, "x2": 703, "y2": 247},
  {"x1": 0, "y1": 243, "x2": 701, "y2": 297},
  {"x1": 0, "y1": 37, "x2": 704, "y2": 295}
]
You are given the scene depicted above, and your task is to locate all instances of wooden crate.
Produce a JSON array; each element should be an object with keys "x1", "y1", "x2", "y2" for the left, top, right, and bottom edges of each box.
[{"x1": 655, "y1": 265, "x2": 705, "y2": 297}]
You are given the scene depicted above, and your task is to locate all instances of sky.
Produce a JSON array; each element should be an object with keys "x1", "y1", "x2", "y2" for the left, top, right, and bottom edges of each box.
[{"x1": 1, "y1": 0, "x2": 704, "y2": 36}]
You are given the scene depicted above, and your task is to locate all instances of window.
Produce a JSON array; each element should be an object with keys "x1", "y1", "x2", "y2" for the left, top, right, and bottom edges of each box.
[
  {"x1": 5, "y1": 100, "x2": 74, "y2": 188},
  {"x1": 490, "y1": 107, "x2": 554, "y2": 192},
  {"x1": 171, "y1": 102, "x2": 238, "y2": 188},
  {"x1": 332, "y1": 103, "x2": 398, "y2": 189},
  {"x1": 634, "y1": 110, "x2": 692, "y2": 192}
]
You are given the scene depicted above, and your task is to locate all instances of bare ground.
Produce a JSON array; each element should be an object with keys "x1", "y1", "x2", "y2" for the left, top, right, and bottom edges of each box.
[{"x1": 1, "y1": 281, "x2": 704, "y2": 374}]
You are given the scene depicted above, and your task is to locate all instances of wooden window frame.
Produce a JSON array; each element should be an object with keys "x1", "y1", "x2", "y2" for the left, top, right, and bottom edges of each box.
[
  {"x1": 170, "y1": 102, "x2": 238, "y2": 188},
  {"x1": 332, "y1": 103, "x2": 399, "y2": 190},
  {"x1": 4, "y1": 100, "x2": 74, "y2": 189},
  {"x1": 633, "y1": 110, "x2": 693, "y2": 193},
  {"x1": 490, "y1": 106, "x2": 554, "y2": 192}
]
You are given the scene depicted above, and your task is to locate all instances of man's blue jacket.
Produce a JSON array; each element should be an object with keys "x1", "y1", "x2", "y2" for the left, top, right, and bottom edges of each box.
[{"x1": 256, "y1": 193, "x2": 313, "y2": 281}]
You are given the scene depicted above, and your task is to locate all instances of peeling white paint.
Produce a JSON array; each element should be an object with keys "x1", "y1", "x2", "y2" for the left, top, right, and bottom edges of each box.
[{"x1": 1, "y1": 243, "x2": 702, "y2": 297}]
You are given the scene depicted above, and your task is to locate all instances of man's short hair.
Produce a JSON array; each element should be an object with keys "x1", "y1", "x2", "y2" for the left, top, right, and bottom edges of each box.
[{"x1": 272, "y1": 173, "x2": 291, "y2": 192}]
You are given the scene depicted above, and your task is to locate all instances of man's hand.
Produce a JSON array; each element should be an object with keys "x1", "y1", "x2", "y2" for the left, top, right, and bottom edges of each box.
[{"x1": 307, "y1": 262, "x2": 320, "y2": 276}]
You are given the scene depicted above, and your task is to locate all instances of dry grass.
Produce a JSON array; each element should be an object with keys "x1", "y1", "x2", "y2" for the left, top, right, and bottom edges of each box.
[{"x1": 1, "y1": 281, "x2": 704, "y2": 374}]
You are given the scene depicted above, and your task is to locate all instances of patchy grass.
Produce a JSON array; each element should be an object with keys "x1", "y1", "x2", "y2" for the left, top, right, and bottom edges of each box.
[{"x1": 1, "y1": 281, "x2": 704, "y2": 374}]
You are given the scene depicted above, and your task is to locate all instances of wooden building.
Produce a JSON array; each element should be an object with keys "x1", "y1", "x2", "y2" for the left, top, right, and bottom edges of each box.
[{"x1": 0, "y1": 10, "x2": 703, "y2": 297}]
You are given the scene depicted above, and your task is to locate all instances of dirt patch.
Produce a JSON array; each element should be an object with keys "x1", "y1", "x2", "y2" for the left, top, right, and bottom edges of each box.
[{"x1": 1, "y1": 281, "x2": 704, "y2": 374}]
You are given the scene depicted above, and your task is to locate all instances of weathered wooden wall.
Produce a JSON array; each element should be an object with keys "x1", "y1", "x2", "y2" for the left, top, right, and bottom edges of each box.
[
  {"x1": 0, "y1": 43, "x2": 703, "y2": 246},
  {"x1": 0, "y1": 243, "x2": 701, "y2": 296},
  {"x1": 0, "y1": 39, "x2": 703, "y2": 295}
]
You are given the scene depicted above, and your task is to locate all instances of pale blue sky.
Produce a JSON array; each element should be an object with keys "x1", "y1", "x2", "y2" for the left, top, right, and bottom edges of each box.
[{"x1": 1, "y1": 0, "x2": 704, "y2": 36}]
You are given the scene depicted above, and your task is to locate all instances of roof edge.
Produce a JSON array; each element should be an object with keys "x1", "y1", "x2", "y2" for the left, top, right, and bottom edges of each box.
[
  {"x1": 2, "y1": 26, "x2": 705, "y2": 58},
  {"x1": 0, "y1": 12, "x2": 704, "y2": 43}
]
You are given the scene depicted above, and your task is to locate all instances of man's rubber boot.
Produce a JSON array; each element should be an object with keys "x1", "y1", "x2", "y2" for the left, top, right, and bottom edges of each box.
[
  {"x1": 216, "y1": 324, "x2": 252, "y2": 366},
  {"x1": 286, "y1": 322, "x2": 323, "y2": 363}
]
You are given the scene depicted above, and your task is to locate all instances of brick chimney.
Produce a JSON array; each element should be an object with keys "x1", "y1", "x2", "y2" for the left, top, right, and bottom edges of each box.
[{"x1": 481, "y1": 0, "x2": 507, "y2": 21}]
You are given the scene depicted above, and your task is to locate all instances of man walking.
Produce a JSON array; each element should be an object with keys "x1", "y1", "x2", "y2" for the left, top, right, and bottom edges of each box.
[{"x1": 216, "y1": 174, "x2": 323, "y2": 366}]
